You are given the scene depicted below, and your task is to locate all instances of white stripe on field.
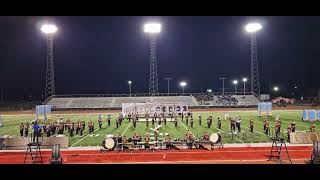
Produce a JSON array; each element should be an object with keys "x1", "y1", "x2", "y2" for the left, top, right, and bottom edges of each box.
[
  {"x1": 71, "y1": 123, "x2": 106, "y2": 147},
  {"x1": 121, "y1": 122, "x2": 132, "y2": 136}
]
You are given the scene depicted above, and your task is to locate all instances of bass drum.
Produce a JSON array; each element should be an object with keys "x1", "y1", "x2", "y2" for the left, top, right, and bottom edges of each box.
[
  {"x1": 103, "y1": 138, "x2": 116, "y2": 150},
  {"x1": 209, "y1": 133, "x2": 220, "y2": 143}
]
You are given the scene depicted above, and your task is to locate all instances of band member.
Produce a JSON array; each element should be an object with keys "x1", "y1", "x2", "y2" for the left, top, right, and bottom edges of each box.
[
  {"x1": 116, "y1": 117, "x2": 119, "y2": 128},
  {"x1": 107, "y1": 115, "x2": 111, "y2": 127},
  {"x1": 275, "y1": 121, "x2": 280, "y2": 137},
  {"x1": 154, "y1": 129, "x2": 159, "y2": 141},
  {"x1": 24, "y1": 122, "x2": 29, "y2": 137},
  {"x1": 158, "y1": 116, "x2": 161, "y2": 125},
  {"x1": 76, "y1": 121, "x2": 80, "y2": 135},
  {"x1": 98, "y1": 117, "x2": 102, "y2": 129},
  {"x1": 249, "y1": 118, "x2": 254, "y2": 133},
  {"x1": 164, "y1": 117, "x2": 167, "y2": 125},
  {"x1": 203, "y1": 132, "x2": 209, "y2": 141},
  {"x1": 51, "y1": 123, "x2": 56, "y2": 135},
  {"x1": 144, "y1": 133, "x2": 150, "y2": 150},
  {"x1": 217, "y1": 117, "x2": 221, "y2": 129},
  {"x1": 207, "y1": 116, "x2": 212, "y2": 128},
  {"x1": 88, "y1": 121, "x2": 94, "y2": 134},
  {"x1": 128, "y1": 113, "x2": 131, "y2": 122},
  {"x1": 199, "y1": 115, "x2": 202, "y2": 126},
  {"x1": 230, "y1": 118, "x2": 235, "y2": 133},
  {"x1": 265, "y1": 120, "x2": 269, "y2": 135},
  {"x1": 79, "y1": 123, "x2": 83, "y2": 136},
  {"x1": 190, "y1": 117, "x2": 194, "y2": 128},
  {"x1": 174, "y1": 116, "x2": 178, "y2": 127},
  {"x1": 263, "y1": 119, "x2": 267, "y2": 131},
  {"x1": 82, "y1": 121, "x2": 86, "y2": 130},
  {"x1": 287, "y1": 125, "x2": 291, "y2": 142},
  {"x1": 58, "y1": 124, "x2": 64, "y2": 135},
  {"x1": 310, "y1": 123, "x2": 316, "y2": 132},
  {"x1": 185, "y1": 130, "x2": 194, "y2": 149},
  {"x1": 132, "y1": 133, "x2": 139, "y2": 147},
  {"x1": 186, "y1": 115, "x2": 189, "y2": 125},
  {"x1": 19, "y1": 123, "x2": 24, "y2": 136},
  {"x1": 236, "y1": 116, "x2": 241, "y2": 132},
  {"x1": 46, "y1": 125, "x2": 51, "y2": 137},
  {"x1": 164, "y1": 135, "x2": 172, "y2": 149},
  {"x1": 291, "y1": 121, "x2": 296, "y2": 132},
  {"x1": 70, "y1": 123, "x2": 75, "y2": 137},
  {"x1": 151, "y1": 116, "x2": 155, "y2": 126},
  {"x1": 146, "y1": 117, "x2": 149, "y2": 128},
  {"x1": 133, "y1": 117, "x2": 137, "y2": 128}
]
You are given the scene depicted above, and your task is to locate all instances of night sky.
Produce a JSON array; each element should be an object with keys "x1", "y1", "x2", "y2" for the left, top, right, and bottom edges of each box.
[{"x1": 1, "y1": 16, "x2": 320, "y2": 101}]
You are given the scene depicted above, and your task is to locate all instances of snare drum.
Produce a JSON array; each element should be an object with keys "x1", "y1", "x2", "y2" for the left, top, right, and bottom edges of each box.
[{"x1": 103, "y1": 138, "x2": 116, "y2": 150}]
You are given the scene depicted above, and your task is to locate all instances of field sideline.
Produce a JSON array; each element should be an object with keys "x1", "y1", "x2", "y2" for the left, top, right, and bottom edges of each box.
[{"x1": 0, "y1": 109, "x2": 319, "y2": 147}]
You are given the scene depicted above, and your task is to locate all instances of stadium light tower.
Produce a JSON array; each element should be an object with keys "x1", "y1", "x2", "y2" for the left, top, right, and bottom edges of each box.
[
  {"x1": 245, "y1": 22, "x2": 262, "y2": 97},
  {"x1": 180, "y1": 81, "x2": 187, "y2": 94},
  {"x1": 41, "y1": 23, "x2": 58, "y2": 100},
  {"x1": 128, "y1": 81, "x2": 132, "y2": 96},
  {"x1": 207, "y1": 89, "x2": 212, "y2": 93},
  {"x1": 219, "y1": 77, "x2": 227, "y2": 95},
  {"x1": 233, "y1": 80, "x2": 238, "y2": 94},
  {"x1": 164, "y1": 77, "x2": 172, "y2": 96},
  {"x1": 242, "y1": 78, "x2": 247, "y2": 96},
  {"x1": 144, "y1": 23, "x2": 161, "y2": 96}
]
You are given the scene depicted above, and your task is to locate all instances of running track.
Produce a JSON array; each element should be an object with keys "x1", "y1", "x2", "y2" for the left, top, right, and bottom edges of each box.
[{"x1": 0, "y1": 146, "x2": 312, "y2": 164}]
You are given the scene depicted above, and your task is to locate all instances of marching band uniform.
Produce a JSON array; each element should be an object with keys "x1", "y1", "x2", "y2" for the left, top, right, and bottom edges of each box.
[
  {"x1": 107, "y1": 115, "x2": 111, "y2": 127},
  {"x1": 287, "y1": 125, "x2": 291, "y2": 142},
  {"x1": 310, "y1": 123, "x2": 316, "y2": 132},
  {"x1": 263, "y1": 119, "x2": 267, "y2": 131},
  {"x1": 275, "y1": 122, "x2": 280, "y2": 137},
  {"x1": 174, "y1": 117, "x2": 178, "y2": 127},
  {"x1": 265, "y1": 121, "x2": 269, "y2": 135},
  {"x1": 98, "y1": 118, "x2": 102, "y2": 129},
  {"x1": 249, "y1": 119, "x2": 254, "y2": 133},
  {"x1": 203, "y1": 132, "x2": 209, "y2": 141},
  {"x1": 190, "y1": 117, "x2": 193, "y2": 128},
  {"x1": 199, "y1": 115, "x2": 202, "y2": 126},
  {"x1": 291, "y1": 122, "x2": 296, "y2": 132},
  {"x1": 217, "y1": 118, "x2": 221, "y2": 129},
  {"x1": 20, "y1": 123, "x2": 24, "y2": 136},
  {"x1": 186, "y1": 116, "x2": 189, "y2": 125},
  {"x1": 24, "y1": 123, "x2": 29, "y2": 137}
]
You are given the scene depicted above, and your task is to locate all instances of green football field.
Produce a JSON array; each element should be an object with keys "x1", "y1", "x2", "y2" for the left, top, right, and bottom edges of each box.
[{"x1": 0, "y1": 110, "x2": 319, "y2": 147}]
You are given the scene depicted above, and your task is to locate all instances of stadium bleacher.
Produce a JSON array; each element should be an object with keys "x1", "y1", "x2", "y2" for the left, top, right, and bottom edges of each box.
[{"x1": 45, "y1": 96, "x2": 199, "y2": 109}]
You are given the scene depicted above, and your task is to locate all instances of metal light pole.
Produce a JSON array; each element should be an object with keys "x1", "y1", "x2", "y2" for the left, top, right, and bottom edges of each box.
[
  {"x1": 128, "y1": 81, "x2": 132, "y2": 97},
  {"x1": 41, "y1": 24, "x2": 58, "y2": 100},
  {"x1": 242, "y1": 78, "x2": 247, "y2": 96},
  {"x1": 245, "y1": 22, "x2": 262, "y2": 96},
  {"x1": 180, "y1": 81, "x2": 187, "y2": 95},
  {"x1": 144, "y1": 23, "x2": 161, "y2": 96},
  {"x1": 164, "y1": 77, "x2": 172, "y2": 96},
  {"x1": 219, "y1": 77, "x2": 226, "y2": 95},
  {"x1": 233, "y1": 80, "x2": 238, "y2": 94}
]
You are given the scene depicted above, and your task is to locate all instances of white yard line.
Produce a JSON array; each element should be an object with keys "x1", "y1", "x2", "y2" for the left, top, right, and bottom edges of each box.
[
  {"x1": 178, "y1": 120, "x2": 196, "y2": 138},
  {"x1": 71, "y1": 123, "x2": 106, "y2": 147},
  {"x1": 121, "y1": 122, "x2": 132, "y2": 136}
]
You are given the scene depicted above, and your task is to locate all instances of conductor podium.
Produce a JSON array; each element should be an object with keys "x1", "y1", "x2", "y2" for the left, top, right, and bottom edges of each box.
[{"x1": 269, "y1": 137, "x2": 292, "y2": 164}]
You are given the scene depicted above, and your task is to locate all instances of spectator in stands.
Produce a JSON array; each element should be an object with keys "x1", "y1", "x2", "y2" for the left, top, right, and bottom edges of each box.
[{"x1": 19, "y1": 123, "x2": 24, "y2": 137}]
